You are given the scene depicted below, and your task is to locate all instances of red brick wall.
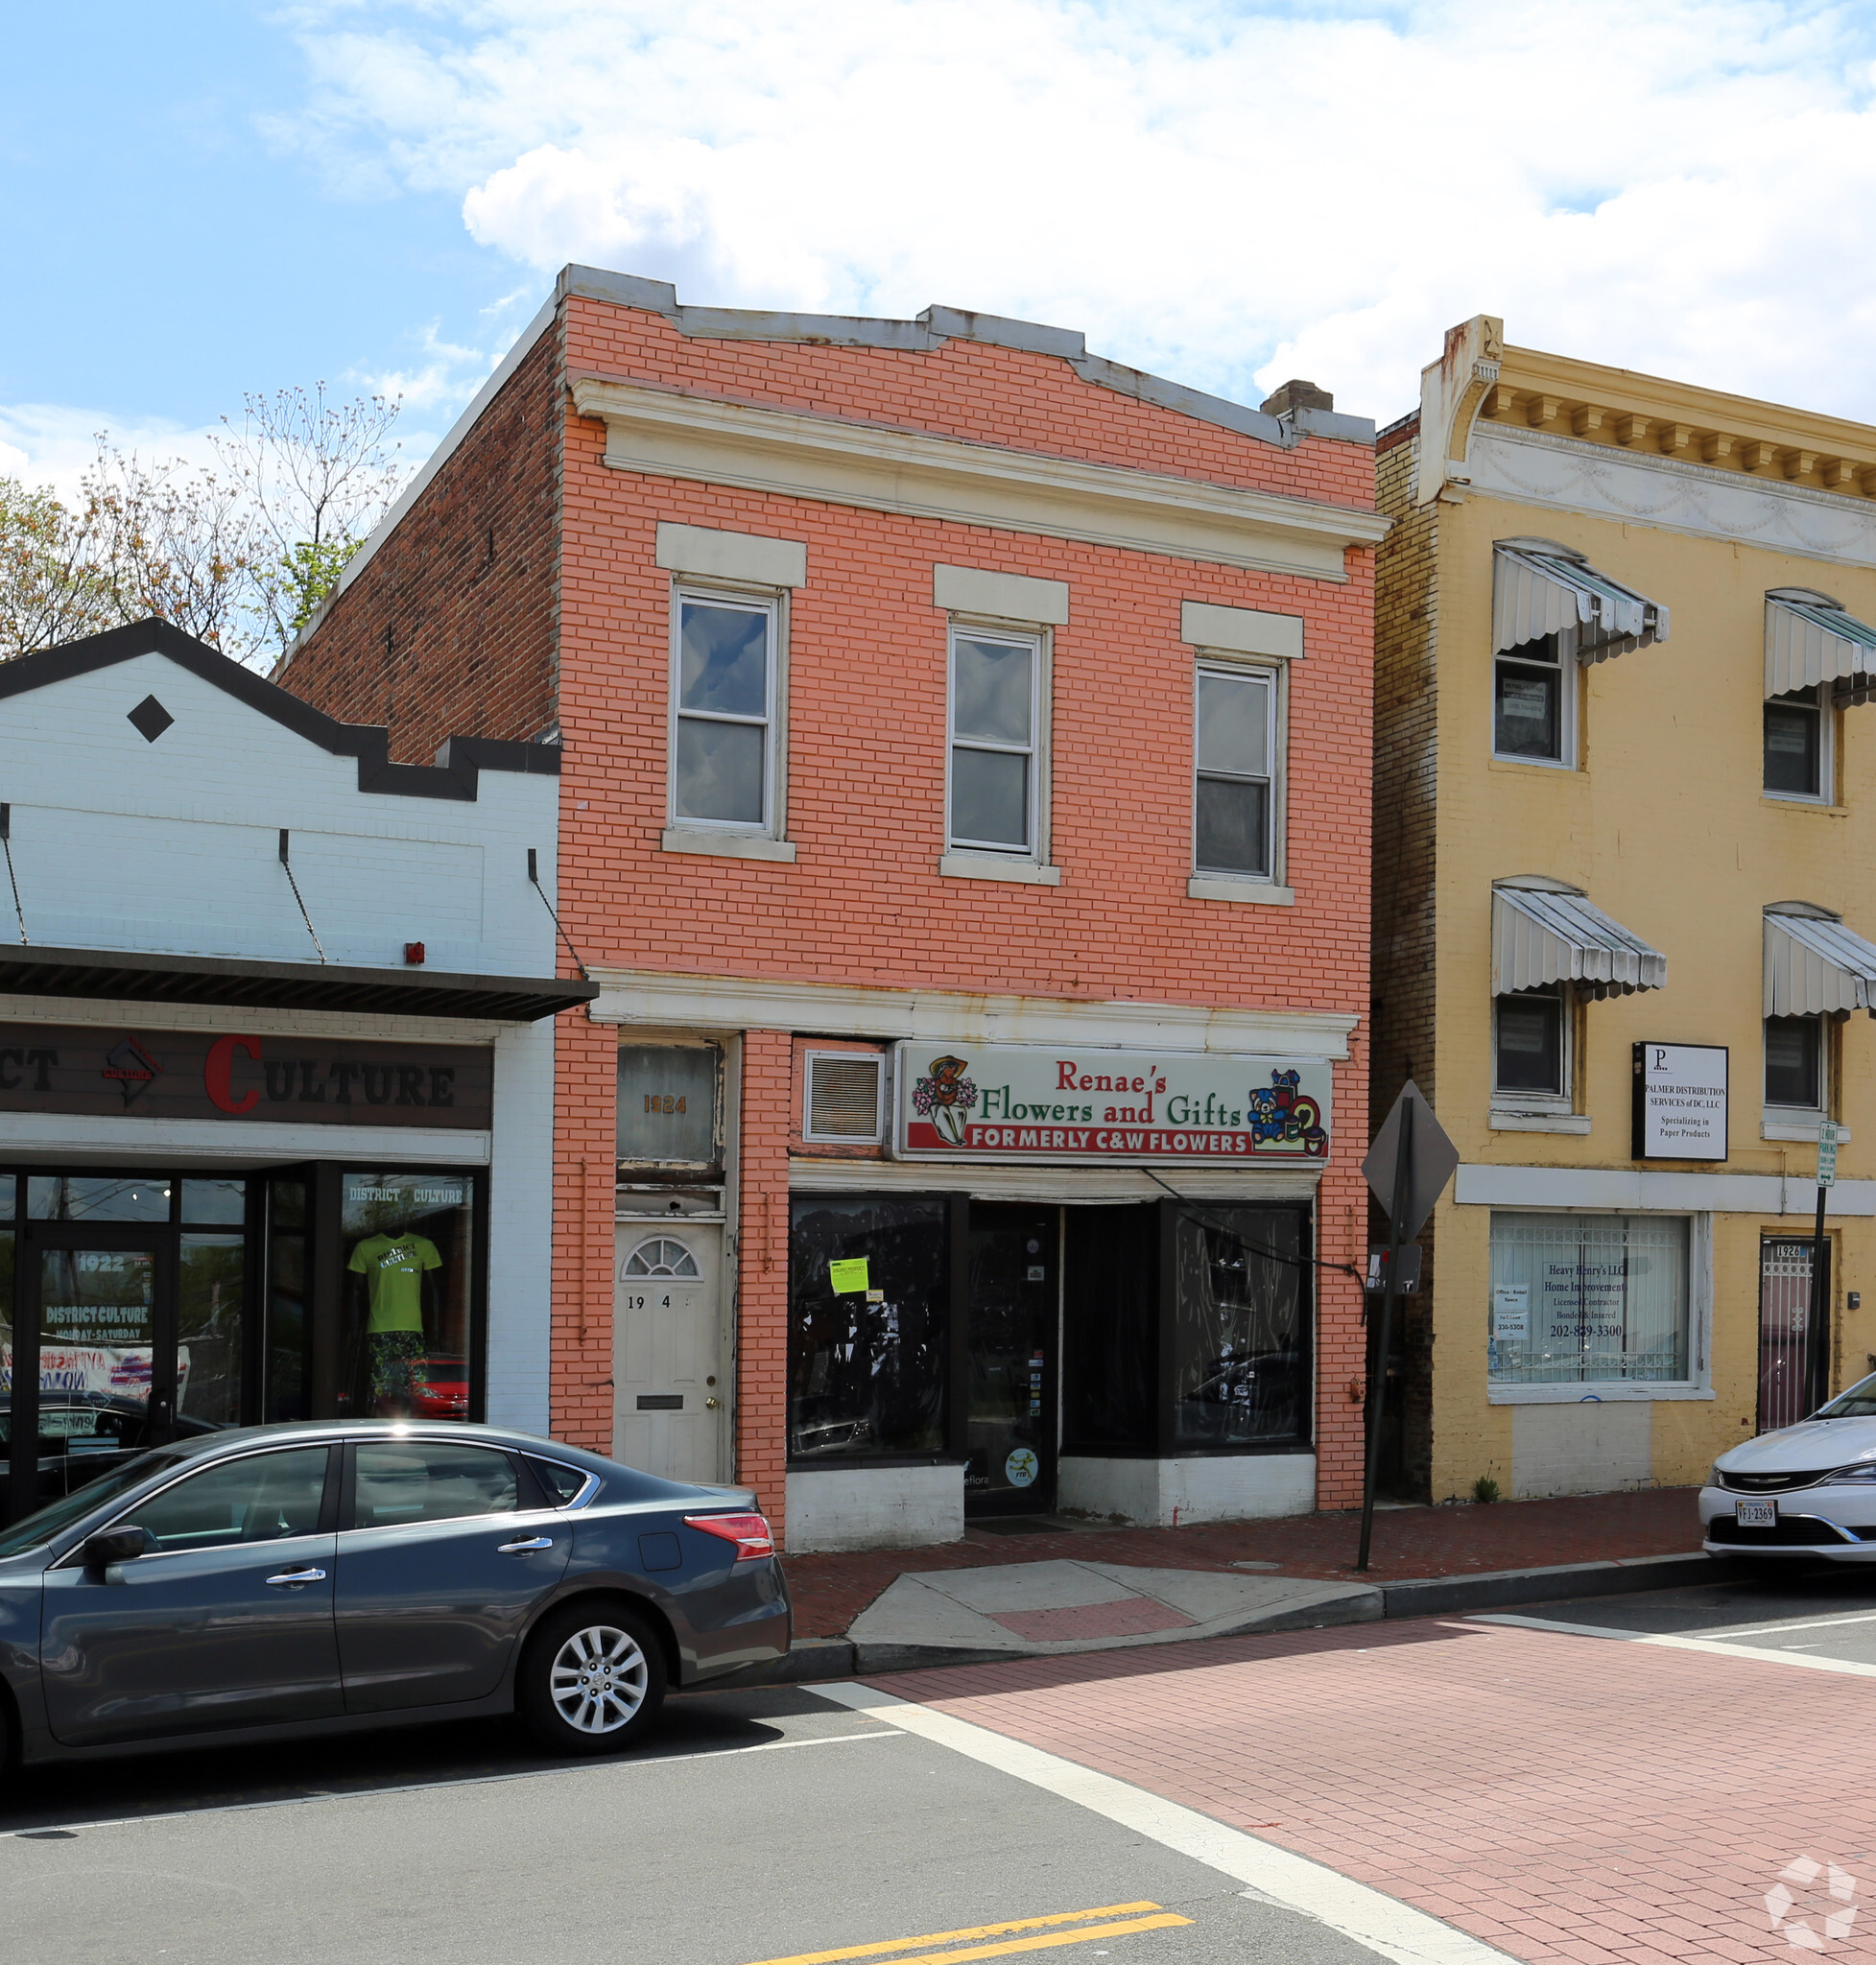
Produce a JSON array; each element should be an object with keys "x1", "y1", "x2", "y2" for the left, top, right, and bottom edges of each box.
[
  {"x1": 275, "y1": 319, "x2": 565, "y2": 762},
  {"x1": 736, "y1": 1032, "x2": 792, "y2": 1523},
  {"x1": 549, "y1": 1012, "x2": 617, "y2": 1454}
]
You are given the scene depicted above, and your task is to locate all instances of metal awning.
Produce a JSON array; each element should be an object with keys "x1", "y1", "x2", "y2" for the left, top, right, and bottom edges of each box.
[
  {"x1": 1493, "y1": 885, "x2": 1667, "y2": 1000},
  {"x1": 1492, "y1": 539, "x2": 1669, "y2": 665},
  {"x1": 0, "y1": 943, "x2": 595, "y2": 1023},
  {"x1": 1764, "y1": 909, "x2": 1876, "y2": 1018},
  {"x1": 1765, "y1": 588, "x2": 1876, "y2": 705}
]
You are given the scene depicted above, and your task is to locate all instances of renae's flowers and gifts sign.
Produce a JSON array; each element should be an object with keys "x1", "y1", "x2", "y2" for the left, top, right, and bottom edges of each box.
[{"x1": 891, "y1": 1042, "x2": 1332, "y2": 1162}]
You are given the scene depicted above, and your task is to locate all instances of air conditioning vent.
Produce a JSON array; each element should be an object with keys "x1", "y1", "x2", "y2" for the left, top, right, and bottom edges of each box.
[{"x1": 805, "y1": 1053, "x2": 884, "y2": 1143}]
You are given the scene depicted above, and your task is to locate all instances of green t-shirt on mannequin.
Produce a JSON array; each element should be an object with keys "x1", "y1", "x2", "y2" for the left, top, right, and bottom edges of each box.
[{"x1": 347, "y1": 1233, "x2": 442, "y2": 1334}]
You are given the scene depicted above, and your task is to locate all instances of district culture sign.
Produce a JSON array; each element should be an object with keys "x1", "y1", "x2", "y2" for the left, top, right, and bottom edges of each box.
[{"x1": 891, "y1": 1042, "x2": 1332, "y2": 1162}]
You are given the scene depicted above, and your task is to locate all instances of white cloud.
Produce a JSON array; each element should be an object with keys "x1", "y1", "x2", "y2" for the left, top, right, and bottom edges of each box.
[
  {"x1": 0, "y1": 405, "x2": 223, "y2": 506},
  {"x1": 278, "y1": 0, "x2": 1876, "y2": 424}
]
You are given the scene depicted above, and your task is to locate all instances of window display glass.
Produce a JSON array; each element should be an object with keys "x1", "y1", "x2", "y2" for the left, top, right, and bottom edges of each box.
[
  {"x1": 264, "y1": 1177, "x2": 307, "y2": 1423},
  {"x1": 789, "y1": 1196, "x2": 948, "y2": 1458},
  {"x1": 178, "y1": 1234, "x2": 245, "y2": 1428},
  {"x1": 28, "y1": 1174, "x2": 172, "y2": 1221},
  {"x1": 1170, "y1": 1205, "x2": 1310, "y2": 1448},
  {"x1": 1489, "y1": 1211, "x2": 1689, "y2": 1384},
  {"x1": 341, "y1": 1172, "x2": 477, "y2": 1418}
]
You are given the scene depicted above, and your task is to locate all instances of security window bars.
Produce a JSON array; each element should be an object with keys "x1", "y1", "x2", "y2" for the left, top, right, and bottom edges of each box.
[
  {"x1": 672, "y1": 590, "x2": 777, "y2": 830},
  {"x1": 1494, "y1": 989, "x2": 1565, "y2": 1098},
  {"x1": 1488, "y1": 1211, "x2": 1691, "y2": 1385},
  {"x1": 1765, "y1": 1015, "x2": 1824, "y2": 1112},
  {"x1": 1494, "y1": 633, "x2": 1570, "y2": 765},
  {"x1": 1764, "y1": 687, "x2": 1826, "y2": 800},
  {"x1": 948, "y1": 627, "x2": 1038, "y2": 854},
  {"x1": 1195, "y1": 666, "x2": 1275, "y2": 878}
]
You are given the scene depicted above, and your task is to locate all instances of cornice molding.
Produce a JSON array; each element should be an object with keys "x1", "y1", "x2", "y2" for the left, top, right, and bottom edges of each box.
[
  {"x1": 569, "y1": 377, "x2": 1388, "y2": 582},
  {"x1": 584, "y1": 967, "x2": 1360, "y2": 1058},
  {"x1": 1466, "y1": 425, "x2": 1876, "y2": 572}
]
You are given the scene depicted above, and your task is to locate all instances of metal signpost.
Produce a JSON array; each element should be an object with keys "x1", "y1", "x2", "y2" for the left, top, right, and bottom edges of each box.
[
  {"x1": 1358, "y1": 1081, "x2": 1460, "y2": 1572},
  {"x1": 1811, "y1": 1120, "x2": 1839, "y2": 1413}
]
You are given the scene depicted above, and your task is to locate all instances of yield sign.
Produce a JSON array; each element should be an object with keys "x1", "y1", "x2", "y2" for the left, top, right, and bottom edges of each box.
[{"x1": 1362, "y1": 1081, "x2": 1460, "y2": 1242}]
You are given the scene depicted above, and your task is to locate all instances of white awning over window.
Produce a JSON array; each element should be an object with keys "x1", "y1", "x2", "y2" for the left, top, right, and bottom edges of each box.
[
  {"x1": 1765, "y1": 907, "x2": 1876, "y2": 1017},
  {"x1": 1492, "y1": 540, "x2": 1669, "y2": 665},
  {"x1": 1493, "y1": 884, "x2": 1668, "y2": 1000},
  {"x1": 1765, "y1": 588, "x2": 1876, "y2": 705}
]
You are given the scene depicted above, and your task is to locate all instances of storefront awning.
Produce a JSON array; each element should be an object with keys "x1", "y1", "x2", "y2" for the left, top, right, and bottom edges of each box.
[
  {"x1": 1765, "y1": 588, "x2": 1876, "y2": 705},
  {"x1": 0, "y1": 943, "x2": 595, "y2": 1023},
  {"x1": 1493, "y1": 884, "x2": 1668, "y2": 1000},
  {"x1": 1492, "y1": 540, "x2": 1669, "y2": 665},
  {"x1": 1765, "y1": 908, "x2": 1876, "y2": 1018}
]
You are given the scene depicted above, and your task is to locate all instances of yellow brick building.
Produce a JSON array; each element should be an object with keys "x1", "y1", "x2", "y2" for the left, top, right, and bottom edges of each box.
[{"x1": 1373, "y1": 316, "x2": 1876, "y2": 1502}]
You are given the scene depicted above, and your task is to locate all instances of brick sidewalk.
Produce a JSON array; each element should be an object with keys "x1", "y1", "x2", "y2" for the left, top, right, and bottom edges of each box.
[
  {"x1": 874, "y1": 1620, "x2": 1875, "y2": 1963},
  {"x1": 783, "y1": 1487, "x2": 1700, "y2": 1638}
]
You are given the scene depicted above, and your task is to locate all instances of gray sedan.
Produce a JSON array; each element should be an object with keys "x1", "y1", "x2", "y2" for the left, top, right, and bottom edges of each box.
[{"x1": 0, "y1": 1420, "x2": 790, "y2": 1770}]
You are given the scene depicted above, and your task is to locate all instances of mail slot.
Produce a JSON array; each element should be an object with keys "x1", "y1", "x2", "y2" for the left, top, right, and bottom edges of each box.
[{"x1": 636, "y1": 1393, "x2": 684, "y2": 1410}]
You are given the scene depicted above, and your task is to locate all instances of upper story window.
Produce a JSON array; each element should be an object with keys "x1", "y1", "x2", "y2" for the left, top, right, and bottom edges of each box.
[
  {"x1": 1495, "y1": 986, "x2": 1567, "y2": 1100},
  {"x1": 948, "y1": 627, "x2": 1040, "y2": 856},
  {"x1": 1761, "y1": 590, "x2": 1876, "y2": 806},
  {"x1": 671, "y1": 589, "x2": 778, "y2": 832},
  {"x1": 1764, "y1": 688, "x2": 1827, "y2": 800},
  {"x1": 1765, "y1": 1014, "x2": 1824, "y2": 1114},
  {"x1": 1494, "y1": 633, "x2": 1571, "y2": 765},
  {"x1": 1761, "y1": 904, "x2": 1876, "y2": 1133},
  {"x1": 1194, "y1": 664, "x2": 1278, "y2": 880}
]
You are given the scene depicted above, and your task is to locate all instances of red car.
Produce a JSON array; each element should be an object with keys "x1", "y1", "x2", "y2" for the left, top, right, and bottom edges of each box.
[{"x1": 408, "y1": 1356, "x2": 470, "y2": 1420}]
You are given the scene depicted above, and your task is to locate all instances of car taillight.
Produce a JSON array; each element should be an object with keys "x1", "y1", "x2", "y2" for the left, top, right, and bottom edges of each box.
[{"x1": 683, "y1": 1511, "x2": 774, "y2": 1561}]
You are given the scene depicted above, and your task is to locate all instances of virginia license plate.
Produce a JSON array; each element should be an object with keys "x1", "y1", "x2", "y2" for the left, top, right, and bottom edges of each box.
[{"x1": 1736, "y1": 1500, "x2": 1777, "y2": 1528}]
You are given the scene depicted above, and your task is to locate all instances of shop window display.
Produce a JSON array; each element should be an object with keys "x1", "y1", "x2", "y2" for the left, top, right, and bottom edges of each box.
[
  {"x1": 342, "y1": 1173, "x2": 477, "y2": 1419},
  {"x1": 789, "y1": 1196, "x2": 948, "y2": 1458},
  {"x1": 1488, "y1": 1211, "x2": 1689, "y2": 1385},
  {"x1": 1170, "y1": 1205, "x2": 1310, "y2": 1448}
]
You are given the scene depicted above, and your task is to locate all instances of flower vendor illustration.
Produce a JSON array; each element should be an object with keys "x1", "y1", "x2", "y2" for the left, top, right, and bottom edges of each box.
[
  {"x1": 1246, "y1": 1068, "x2": 1328, "y2": 1155},
  {"x1": 912, "y1": 1054, "x2": 978, "y2": 1146}
]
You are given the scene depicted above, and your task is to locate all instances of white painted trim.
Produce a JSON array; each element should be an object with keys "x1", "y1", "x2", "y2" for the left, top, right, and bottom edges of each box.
[
  {"x1": 1489, "y1": 1110, "x2": 1592, "y2": 1134},
  {"x1": 661, "y1": 828, "x2": 798, "y2": 863},
  {"x1": 1186, "y1": 878, "x2": 1294, "y2": 905},
  {"x1": 946, "y1": 621, "x2": 1045, "y2": 863},
  {"x1": 1763, "y1": 1116, "x2": 1851, "y2": 1143},
  {"x1": 787, "y1": 1156, "x2": 1323, "y2": 1200},
  {"x1": 784, "y1": 1464, "x2": 963, "y2": 1551},
  {"x1": 668, "y1": 582, "x2": 782, "y2": 840},
  {"x1": 934, "y1": 564, "x2": 1070, "y2": 626},
  {"x1": 1181, "y1": 601, "x2": 1304, "y2": 658},
  {"x1": 939, "y1": 854, "x2": 1061, "y2": 886},
  {"x1": 570, "y1": 377, "x2": 1389, "y2": 581},
  {"x1": 656, "y1": 522, "x2": 807, "y2": 587},
  {"x1": 1455, "y1": 1160, "x2": 1876, "y2": 1216},
  {"x1": 586, "y1": 969, "x2": 1360, "y2": 1056},
  {"x1": 819, "y1": 1686, "x2": 1520, "y2": 1965},
  {"x1": 0, "y1": 1112, "x2": 490, "y2": 1165},
  {"x1": 1489, "y1": 1383, "x2": 1714, "y2": 1404}
]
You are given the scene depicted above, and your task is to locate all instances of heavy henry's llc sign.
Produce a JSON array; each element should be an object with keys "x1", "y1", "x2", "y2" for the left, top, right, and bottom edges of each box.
[
  {"x1": 891, "y1": 1043, "x2": 1332, "y2": 1162},
  {"x1": 1631, "y1": 1042, "x2": 1728, "y2": 1161}
]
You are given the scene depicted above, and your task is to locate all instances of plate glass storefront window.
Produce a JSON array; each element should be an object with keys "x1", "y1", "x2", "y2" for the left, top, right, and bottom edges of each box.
[
  {"x1": 28, "y1": 1175, "x2": 173, "y2": 1222},
  {"x1": 1488, "y1": 1211, "x2": 1690, "y2": 1384},
  {"x1": 1060, "y1": 1204, "x2": 1157, "y2": 1452},
  {"x1": 341, "y1": 1173, "x2": 478, "y2": 1420},
  {"x1": 1170, "y1": 1206, "x2": 1310, "y2": 1447},
  {"x1": 178, "y1": 1234, "x2": 245, "y2": 1428},
  {"x1": 264, "y1": 1178, "x2": 307, "y2": 1423},
  {"x1": 789, "y1": 1196, "x2": 948, "y2": 1458}
]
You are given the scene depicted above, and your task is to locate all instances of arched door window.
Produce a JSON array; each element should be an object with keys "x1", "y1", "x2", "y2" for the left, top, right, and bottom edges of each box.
[{"x1": 624, "y1": 1237, "x2": 701, "y2": 1279}]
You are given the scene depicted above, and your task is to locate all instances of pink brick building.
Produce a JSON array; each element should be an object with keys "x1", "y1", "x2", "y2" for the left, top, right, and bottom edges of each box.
[{"x1": 279, "y1": 266, "x2": 1385, "y2": 1550}]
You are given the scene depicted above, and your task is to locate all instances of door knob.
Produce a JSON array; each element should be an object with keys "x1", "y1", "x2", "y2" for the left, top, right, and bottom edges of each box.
[{"x1": 704, "y1": 1397, "x2": 721, "y2": 1410}]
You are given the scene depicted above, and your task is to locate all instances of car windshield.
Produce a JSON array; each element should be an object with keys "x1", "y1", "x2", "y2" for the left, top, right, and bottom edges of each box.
[
  {"x1": 0, "y1": 1450, "x2": 185, "y2": 1559},
  {"x1": 1815, "y1": 1374, "x2": 1876, "y2": 1420}
]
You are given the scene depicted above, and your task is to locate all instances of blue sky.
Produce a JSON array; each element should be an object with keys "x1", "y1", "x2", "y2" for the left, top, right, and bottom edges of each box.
[{"x1": 9, "y1": 2, "x2": 1876, "y2": 495}]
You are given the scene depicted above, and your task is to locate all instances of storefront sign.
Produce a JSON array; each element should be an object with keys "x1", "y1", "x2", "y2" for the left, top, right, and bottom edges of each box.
[
  {"x1": 0, "y1": 1023, "x2": 492, "y2": 1128},
  {"x1": 1631, "y1": 1042, "x2": 1727, "y2": 1161},
  {"x1": 891, "y1": 1042, "x2": 1332, "y2": 1162}
]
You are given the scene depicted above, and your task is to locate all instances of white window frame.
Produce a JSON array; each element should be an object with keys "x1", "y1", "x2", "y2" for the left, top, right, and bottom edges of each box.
[
  {"x1": 1491, "y1": 631, "x2": 1578, "y2": 770},
  {"x1": 668, "y1": 581, "x2": 785, "y2": 838},
  {"x1": 1484, "y1": 1207, "x2": 1713, "y2": 1405},
  {"x1": 1763, "y1": 1011, "x2": 1832, "y2": 1133},
  {"x1": 1192, "y1": 657, "x2": 1285, "y2": 887},
  {"x1": 1763, "y1": 682, "x2": 1835, "y2": 806},
  {"x1": 1491, "y1": 985, "x2": 1575, "y2": 1121},
  {"x1": 800, "y1": 1049, "x2": 887, "y2": 1147},
  {"x1": 945, "y1": 620, "x2": 1046, "y2": 861}
]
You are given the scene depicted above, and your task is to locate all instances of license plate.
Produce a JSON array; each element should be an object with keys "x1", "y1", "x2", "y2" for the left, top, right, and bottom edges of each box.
[{"x1": 1736, "y1": 1500, "x2": 1777, "y2": 1528}]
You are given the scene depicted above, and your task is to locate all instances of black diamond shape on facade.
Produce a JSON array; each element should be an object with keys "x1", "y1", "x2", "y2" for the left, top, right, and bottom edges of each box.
[{"x1": 127, "y1": 695, "x2": 175, "y2": 744}]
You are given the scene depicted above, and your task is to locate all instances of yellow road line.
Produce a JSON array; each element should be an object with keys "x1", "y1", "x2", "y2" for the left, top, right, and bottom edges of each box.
[
  {"x1": 876, "y1": 1911, "x2": 1192, "y2": 1965},
  {"x1": 742, "y1": 1902, "x2": 1178, "y2": 1965}
]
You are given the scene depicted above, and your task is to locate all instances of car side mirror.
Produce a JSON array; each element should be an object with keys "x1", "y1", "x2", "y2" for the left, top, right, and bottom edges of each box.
[{"x1": 76, "y1": 1526, "x2": 153, "y2": 1568}]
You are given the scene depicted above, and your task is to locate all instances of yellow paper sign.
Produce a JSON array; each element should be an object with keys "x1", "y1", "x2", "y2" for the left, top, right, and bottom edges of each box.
[{"x1": 828, "y1": 1258, "x2": 870, "y2": 1294}]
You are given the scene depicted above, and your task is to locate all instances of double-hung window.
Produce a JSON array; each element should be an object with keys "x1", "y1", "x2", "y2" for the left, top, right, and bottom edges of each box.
[
  {"x1": 1493, "y1": 632, "x2": 1572, "y2": 765},
  {"x1": 1765, "y1": 1015, "x2": 1826, "y2": 1117},
  {"x1": 1195, "y1": 665, "x2": 1277, "y2": 879},
  {"x1": 671, "y1": 589, "x2": 778, "y2": 832},
  {"x1": 948, "y1": 627, "x2": 1039, "y2": 856},
  {"x1": 1494, "y1": 987, "x2": 1567, "y2": 1101},
  {"x1": 1764, "y1": 686, "x2": 1829, "y2": 801}
]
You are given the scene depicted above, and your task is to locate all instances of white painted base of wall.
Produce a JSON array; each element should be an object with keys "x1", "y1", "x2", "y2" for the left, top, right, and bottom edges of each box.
[
  {"x1": 1509, "y1": 1402, "x2": 1652, "y2": 1500},
  {"x1": 785, "y1": 1464, "x2": 965, "y2": 1552},
  {"x1": 1057, "y1": 1453, "x2": 1317, "y2": 1527}
]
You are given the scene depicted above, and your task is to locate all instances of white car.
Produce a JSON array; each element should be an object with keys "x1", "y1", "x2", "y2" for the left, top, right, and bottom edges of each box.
[{"x1": 1701, "y1": 1373, "x2": 1876, "y2": 1562}]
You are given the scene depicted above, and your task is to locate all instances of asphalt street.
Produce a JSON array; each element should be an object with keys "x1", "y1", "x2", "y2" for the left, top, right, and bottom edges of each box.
[{"x1": 0, "y1": 1684, "x2": 1389, "y2": 1965}]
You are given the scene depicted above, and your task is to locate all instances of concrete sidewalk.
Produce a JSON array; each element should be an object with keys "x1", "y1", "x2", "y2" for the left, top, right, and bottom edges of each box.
[{"x1": 755, "y1": 1487, "x2": 1715, "y2": 1678}]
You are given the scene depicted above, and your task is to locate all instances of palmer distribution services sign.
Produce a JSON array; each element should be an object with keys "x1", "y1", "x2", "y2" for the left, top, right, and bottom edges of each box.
[
  {"x1": 891, "y1": 1042, "x2": 1333, "y2": 1163},
  {"x1": 1631, "y1": 1041, "x2": 1728, "y2": 1161}
]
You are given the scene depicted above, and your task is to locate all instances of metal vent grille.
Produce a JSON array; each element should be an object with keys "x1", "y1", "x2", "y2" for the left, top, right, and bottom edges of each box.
[{"x1": 806, "y1": 1054, "x2": 883, "y2": 1142}]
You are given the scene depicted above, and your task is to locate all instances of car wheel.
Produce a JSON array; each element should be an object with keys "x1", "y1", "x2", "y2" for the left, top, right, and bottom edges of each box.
[{"x1": 518, "y1": 1602, "x2": 666, "y2": 1756}]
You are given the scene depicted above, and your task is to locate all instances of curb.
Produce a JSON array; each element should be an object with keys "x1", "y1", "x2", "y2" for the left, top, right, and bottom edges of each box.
[{"x1": 724, "y1": 1551, "x2": 1720, "y2": 1688}]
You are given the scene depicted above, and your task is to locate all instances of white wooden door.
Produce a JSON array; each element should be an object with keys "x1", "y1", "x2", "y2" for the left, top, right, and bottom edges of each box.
[{"x1": 613, "y1": 1224, "x2": 728, "y2": 1483}]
